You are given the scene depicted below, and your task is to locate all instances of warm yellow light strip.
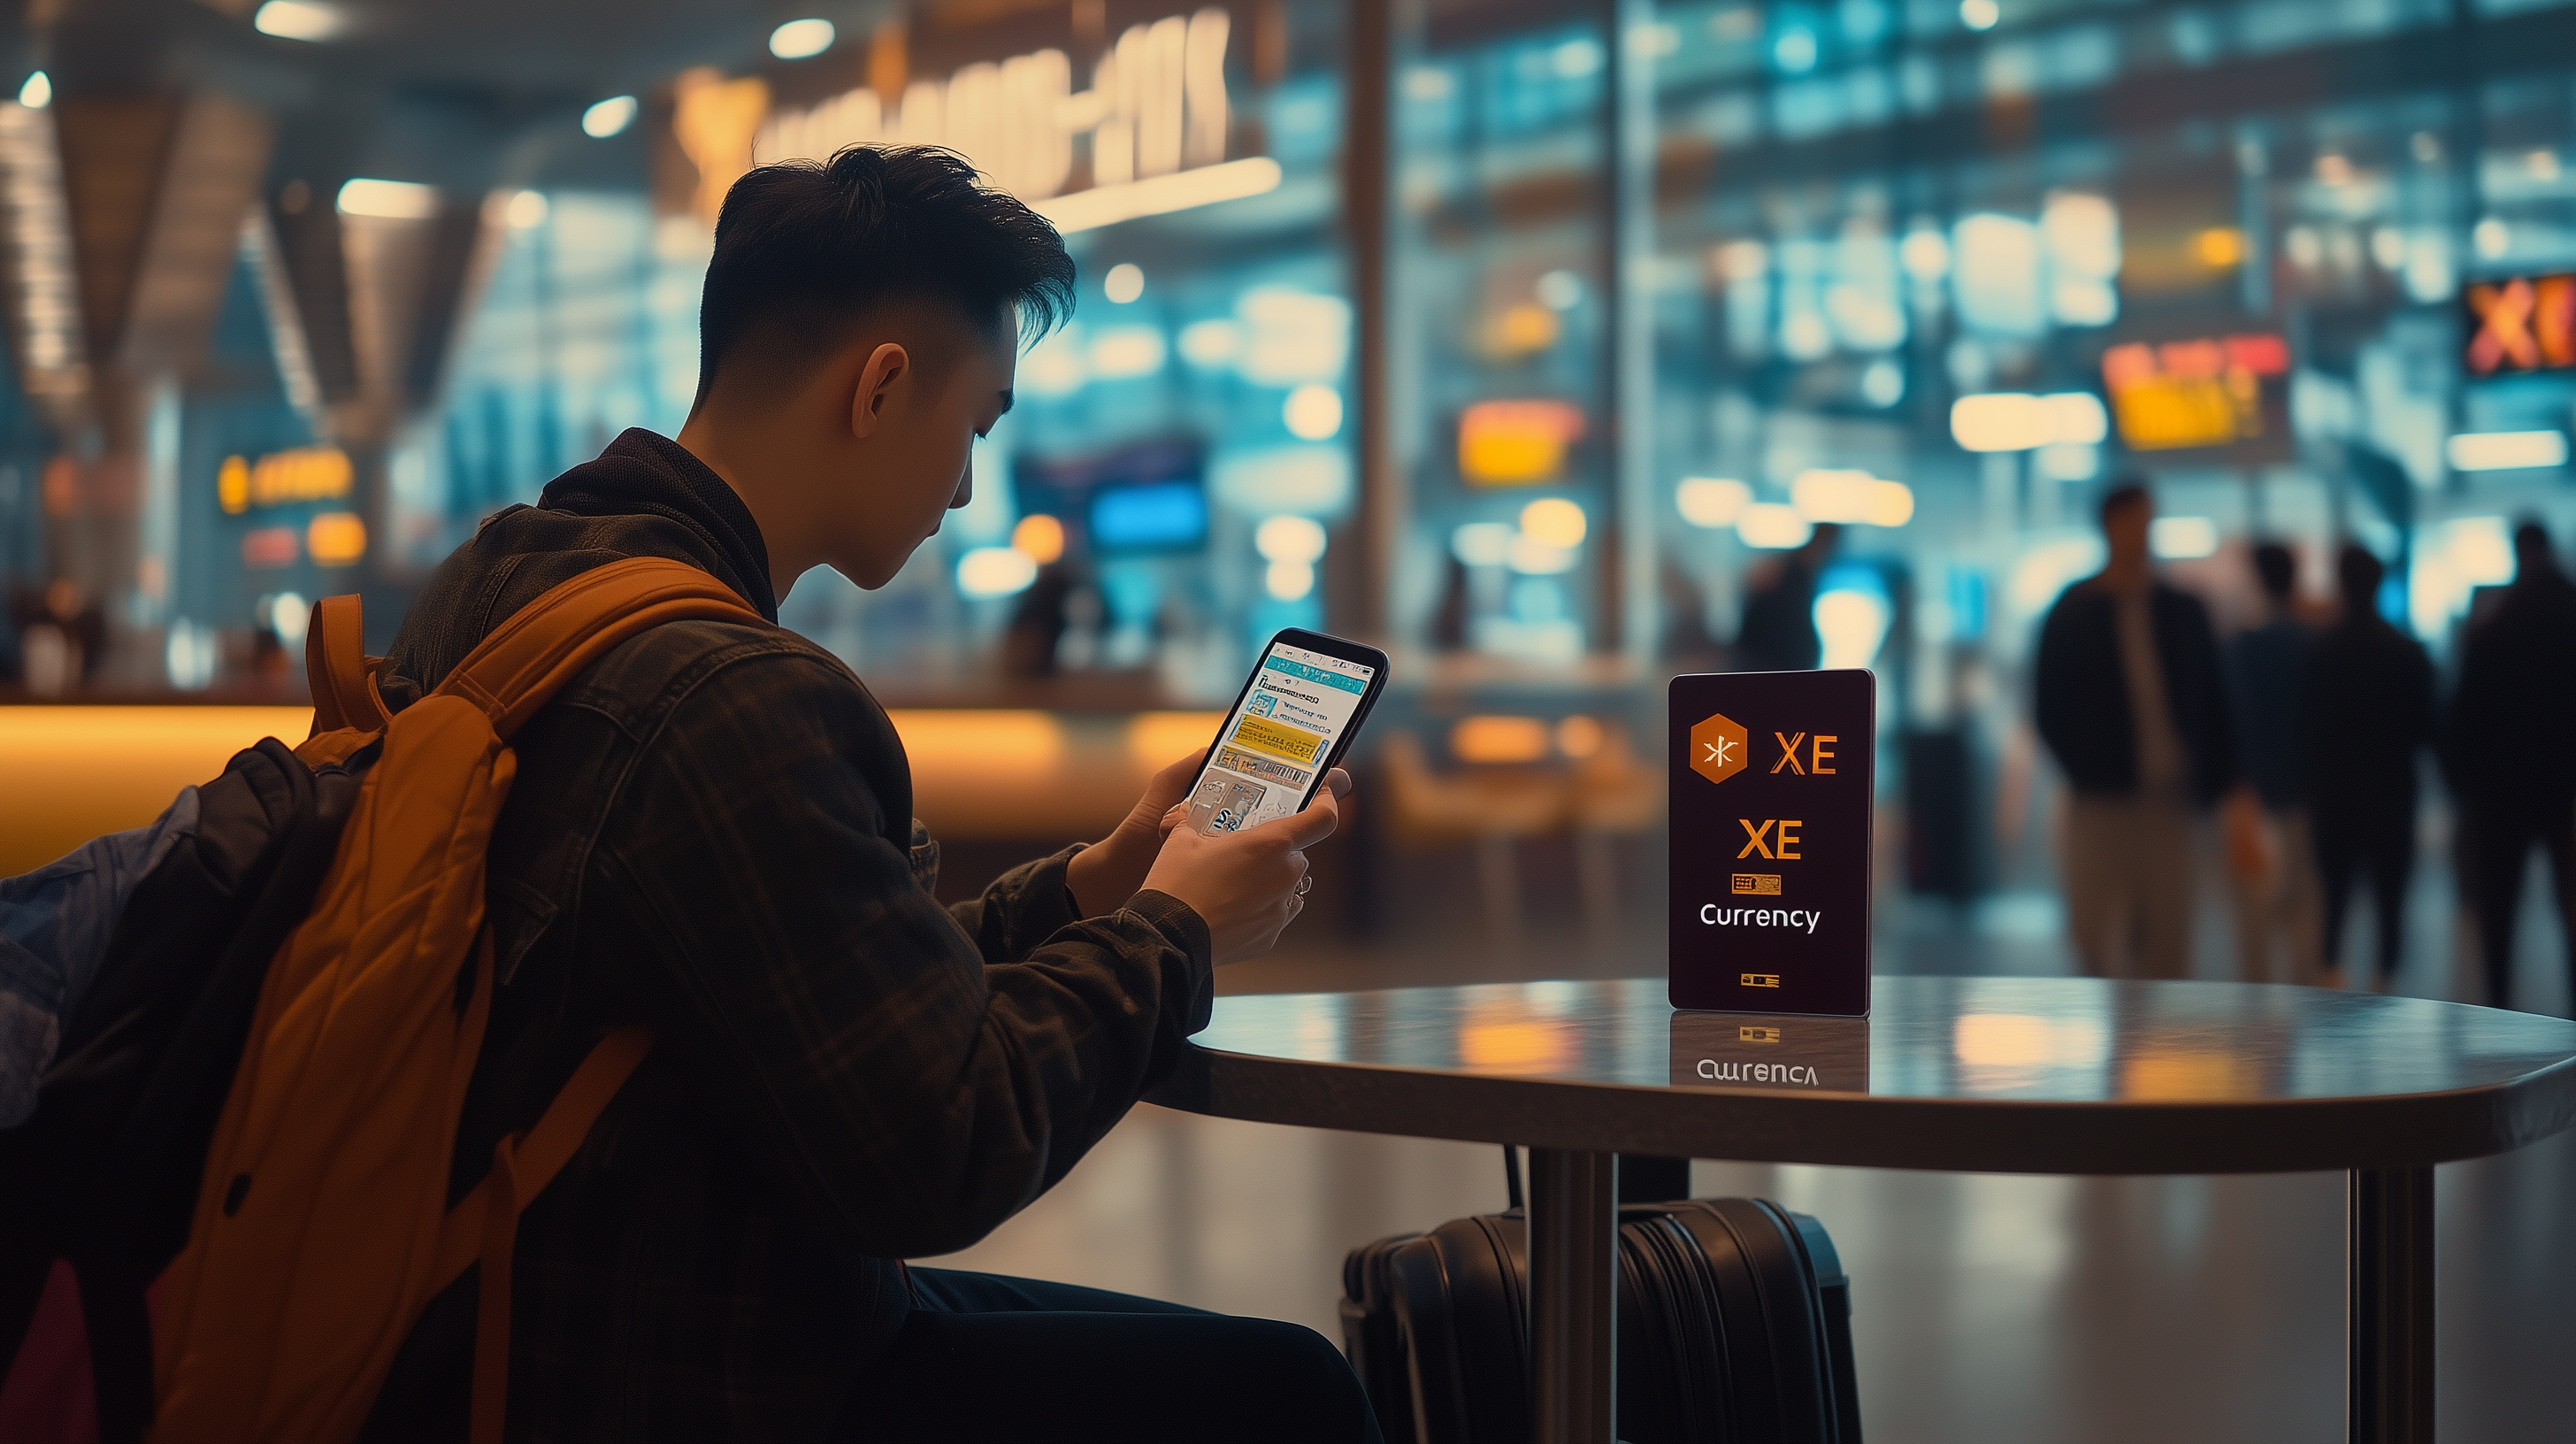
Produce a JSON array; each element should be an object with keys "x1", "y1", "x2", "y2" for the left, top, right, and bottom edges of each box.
[
  {"x1": 1033, "y1": 157, "x2": 1282, "y2": 234},
  {"x1": 0, "y1": 705, "x2": 1241, "y2": 876},
  {"x1": 0, "y1": 707, "x2": 312, "y2": 876},
  {"x1": 1125, "y1": 711, "x2": 1224, "y2": 771}
]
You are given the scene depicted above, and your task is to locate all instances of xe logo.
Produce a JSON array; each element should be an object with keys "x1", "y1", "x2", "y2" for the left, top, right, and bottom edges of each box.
[
  {"x1": 1690, "y1": 711, "x2": 1748, "y2": 787},
  {"x1": 2466, "y1": 273, "x2": 2576, "y2": 375}
]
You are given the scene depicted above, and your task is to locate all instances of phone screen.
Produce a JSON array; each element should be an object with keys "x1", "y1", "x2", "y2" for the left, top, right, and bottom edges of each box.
[{"x1": 1186, "y1": 640, "x2": 1378, "y2": 834}]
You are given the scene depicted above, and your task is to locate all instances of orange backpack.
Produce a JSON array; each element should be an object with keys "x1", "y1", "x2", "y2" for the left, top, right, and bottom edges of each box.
[{"x1": 147, "y1": 556, "x2": 765, "y2": 1444}]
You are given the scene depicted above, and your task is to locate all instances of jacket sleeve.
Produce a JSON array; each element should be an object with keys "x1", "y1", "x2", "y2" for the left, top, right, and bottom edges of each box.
[
  {"x1": 2032, "y1": 595, "x2": 2074, "y2": 772},
  {"x1": 945, "y1": 848, "x2": 1088, "y2": 964},
  {"x1": 588, "y1": 650, "x2": 1215, "y2": 1260}
]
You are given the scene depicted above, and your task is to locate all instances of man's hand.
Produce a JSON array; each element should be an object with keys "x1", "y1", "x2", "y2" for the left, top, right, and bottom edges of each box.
[
  {"x1": 1065, "y1": 748, "x2": 1206, "y2": 918},
  {"x1": 1141, "y1": 771, "x2": 1349, "y2": 964}
]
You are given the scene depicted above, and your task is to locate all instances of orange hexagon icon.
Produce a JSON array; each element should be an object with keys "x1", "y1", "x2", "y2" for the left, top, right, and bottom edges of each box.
[{"x1": 1690, "y1": 710, "x2": 1748, "y2": 787}]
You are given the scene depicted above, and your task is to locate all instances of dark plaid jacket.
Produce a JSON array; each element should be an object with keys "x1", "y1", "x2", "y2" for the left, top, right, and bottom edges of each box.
[{"x1": 359, "y1": 430, "x2": 1214, "y2": 1442}]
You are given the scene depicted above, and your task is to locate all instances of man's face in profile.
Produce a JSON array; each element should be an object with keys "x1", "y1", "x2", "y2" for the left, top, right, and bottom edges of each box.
[{"x1": 841, "y1": 307, "x2": 1019, "y2": 589}]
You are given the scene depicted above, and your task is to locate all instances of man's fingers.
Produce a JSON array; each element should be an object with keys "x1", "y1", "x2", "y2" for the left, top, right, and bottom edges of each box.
[
  {"x1": 1140, "y1": 748, "x2": 1211, "y2": 816},
  {"x1": 1323, "y1": 767, "x2": 1353, "y2": 799},
  {"x1": 1272, "y1": 782, "x2": 1342, "y2": 850}
]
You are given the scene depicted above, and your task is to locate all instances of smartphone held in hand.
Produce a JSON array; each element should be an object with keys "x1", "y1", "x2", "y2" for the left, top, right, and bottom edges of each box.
[{"x1": 1184, "y1": 629, "x2": 1389, "y2": 836}]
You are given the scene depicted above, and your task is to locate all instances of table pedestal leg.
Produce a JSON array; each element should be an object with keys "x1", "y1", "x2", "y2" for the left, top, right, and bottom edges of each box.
[
  {"x1": 2349, "y1": 1164, "x2": 2434, "y2": 1443},
  {"x1": 1527, "y1": 1148, "x2": 1617, "y2": 1444}
]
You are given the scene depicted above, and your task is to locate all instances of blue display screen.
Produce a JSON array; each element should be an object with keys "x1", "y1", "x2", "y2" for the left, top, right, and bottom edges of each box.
[{"x1": 1090, "y1": 481, "x2": 1208, "y2": 552}]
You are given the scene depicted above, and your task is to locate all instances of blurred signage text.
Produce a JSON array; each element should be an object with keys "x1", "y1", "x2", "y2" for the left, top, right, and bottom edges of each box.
[
  {"x1": 2463, "y1": 273, "x2": 2576, "y2": 376},
  {"x1": 2100, "y1": 334, "x2": 2288, "y2": 452},
  {"x1": 755, "y1": 9, "x2": 1231, "y2": 208},
  {"x1": 1457, "y1": 399, "x2": 1586, "y2": 486},
  {"x1": 218, "y1": 448, "x2": 353, "y2": 515}
]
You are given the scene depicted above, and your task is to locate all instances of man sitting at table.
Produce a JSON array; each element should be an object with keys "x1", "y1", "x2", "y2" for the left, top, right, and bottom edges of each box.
[{"x1": 358, "y1": 146, "x2": 1375, "y2": 1443}]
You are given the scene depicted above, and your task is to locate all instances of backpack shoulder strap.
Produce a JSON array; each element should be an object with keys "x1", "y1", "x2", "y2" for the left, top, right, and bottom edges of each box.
[
  {"x1": 427, "y1": 1024, "x2": 653, "y2": 1444},
  {"x1": 304, "y1": 593, "x2": 392, "y2": 737},
  {"x1": 434, "y1": 556, "x2": 768, "y2": 740}
]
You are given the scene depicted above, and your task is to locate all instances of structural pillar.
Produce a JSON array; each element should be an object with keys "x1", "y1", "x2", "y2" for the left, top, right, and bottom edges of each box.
[
  {"x1": 19, "y1": 88, "x2": 273, "y2": 679},
  {"x1": 1338, "y1": 0, "x2": 1414, "y2": 644},
  {"x1": 1601, "y1": 0, "x2": 1659, "y2": 665}
]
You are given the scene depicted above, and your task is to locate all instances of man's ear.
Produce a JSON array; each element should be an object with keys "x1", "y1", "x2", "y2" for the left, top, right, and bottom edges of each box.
[{"x1": 847, "y1": 342, "x2": 911, "y2": 440}]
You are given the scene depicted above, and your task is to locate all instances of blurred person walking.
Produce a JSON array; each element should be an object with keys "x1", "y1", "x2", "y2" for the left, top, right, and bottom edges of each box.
[
  {"x1": 2225, "y1": 542, "x2": 2321, "y2": 983},
  {"x1": 2303, "y1": 545, "x2": 2434, "y2": 991},
  {"x1": 2035, "y1": 481, "x2": 2239, "y2": 979},
  {"x1": 1734, "y1": 523, "x2": 1839, "y2": 671},
  {"x1": 2442, "y1": 519, "x2": 2576, "y2": 1010}
]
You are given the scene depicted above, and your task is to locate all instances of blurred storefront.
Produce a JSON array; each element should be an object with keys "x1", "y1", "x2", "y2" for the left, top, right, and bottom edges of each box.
[{"x1": 5, "y1": 0, "x2": 2576, "y2": 888}]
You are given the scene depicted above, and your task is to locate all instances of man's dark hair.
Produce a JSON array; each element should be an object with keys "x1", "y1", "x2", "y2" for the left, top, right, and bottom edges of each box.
[
  {"x1": 2097, "y1": 479, "x2": 2152, "y2": 527},
  {"x1": 2336, "y1": 543, "x2": 2383, "y2": 612},
  {"x1": 2251, "y1": 541, "x2": 2296, "y2": 603},
  {"x1": 694, "y1": 146, "x2": 1077, "y2": 410}
]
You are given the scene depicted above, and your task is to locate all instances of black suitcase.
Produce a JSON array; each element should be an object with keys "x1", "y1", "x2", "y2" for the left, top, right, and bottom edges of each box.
[
  {"x1": 1341, "y1": 1197, "x2": 1859, "y2": 1444},
  {"x1": 1341, "y1": 1232, "x2": 1426, "y2": 1444}
]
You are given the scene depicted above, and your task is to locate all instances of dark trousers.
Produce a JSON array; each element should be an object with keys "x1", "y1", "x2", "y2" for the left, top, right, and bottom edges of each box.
[
  {"x1": 844, "y1": 1269, "x2": 1384, "y2": 1443},
  {"x1": 2315, "y1": 804, "x2": 2413, "y2": 983},
  {"x1": 2464, "y1": 805, "x2": 2576, "y2": 1010}
]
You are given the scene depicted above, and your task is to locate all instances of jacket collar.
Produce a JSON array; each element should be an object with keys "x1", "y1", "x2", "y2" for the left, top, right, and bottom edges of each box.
[{"x1": 537, "y1": 429, "x2": 780, "y2": 622}]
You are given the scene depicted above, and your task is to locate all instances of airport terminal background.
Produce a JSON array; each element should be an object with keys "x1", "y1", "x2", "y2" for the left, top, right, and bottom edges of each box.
[{"x1": 5, "y1": 0, "x2": 2576, "y2": 1436}]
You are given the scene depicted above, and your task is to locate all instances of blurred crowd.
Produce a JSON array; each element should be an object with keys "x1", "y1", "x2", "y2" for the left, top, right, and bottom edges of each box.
[{"x1": 2030, "y1": 482, "x2": 2576, "y2": 1010}]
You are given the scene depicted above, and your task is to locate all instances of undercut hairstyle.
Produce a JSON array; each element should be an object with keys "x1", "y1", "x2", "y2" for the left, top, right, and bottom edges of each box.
[
  {"x1": 2251, "y1": 541, "x2": 2296, "y2": 602},
  {"x1": 2098, "y1": 479, "x2": 2151, "y2": 526},
  {"x1": 693, "y1": 145, "x2": 1077, "y2": 411}
]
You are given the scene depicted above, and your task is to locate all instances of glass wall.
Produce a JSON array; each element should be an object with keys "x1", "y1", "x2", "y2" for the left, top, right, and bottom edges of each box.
[{"x1": 15, "y1": 0, "x2": 2576, "y2": 739}]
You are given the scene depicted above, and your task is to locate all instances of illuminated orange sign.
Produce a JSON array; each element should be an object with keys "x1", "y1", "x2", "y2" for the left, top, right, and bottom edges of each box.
[
  {"x1": 1458, "y1": 399, "x2": 1586, "y2": 486},
  {"x1": 2464, "y1": 274, "x2": 2576, "y2": 375},
  {"x1": 306, "y1": 511, "x2": 368, "y2": 567},
  {"x1": 2100, "y1": 334, "x2": 2287, "y2": 451}
]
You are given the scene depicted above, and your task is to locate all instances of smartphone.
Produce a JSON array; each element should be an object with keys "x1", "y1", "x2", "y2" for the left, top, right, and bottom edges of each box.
[{"x1": 1183, "y1": 628, "x2": 1391, "y2": 835}]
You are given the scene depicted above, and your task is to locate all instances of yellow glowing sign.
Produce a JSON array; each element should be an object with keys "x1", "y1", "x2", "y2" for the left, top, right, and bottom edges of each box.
[
  {"x1": 2101, "y1": 334, "x2": 2288, "y2": 452},
  {"x1": 1458, "y1": 399, "x2": 1586, "y2": 486},
  {"x1": 219, "y1": 447, "x2": 353, "y2": 514},
  {"x1": 2111, "y1": 375, "x2": 2253, "y2": 450},
  {"x1": 306, "y1": 511, "x2": 367, "y2": 566}
]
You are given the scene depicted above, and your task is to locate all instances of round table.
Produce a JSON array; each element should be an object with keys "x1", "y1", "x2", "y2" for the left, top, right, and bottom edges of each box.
[{"x1": 1142, "y1": 975, "x2": 2576, "y2": 1444}]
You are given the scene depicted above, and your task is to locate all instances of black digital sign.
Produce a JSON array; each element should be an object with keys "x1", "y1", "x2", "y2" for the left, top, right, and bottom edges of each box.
[{"x1": 1668, "y1": 669, "x2": 1874, "y2": 1017}]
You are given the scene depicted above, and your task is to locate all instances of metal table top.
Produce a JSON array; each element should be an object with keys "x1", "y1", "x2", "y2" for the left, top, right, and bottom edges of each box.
[{"x1": 1146, "y1": 976, "x2": 2576, "y2": 1174}]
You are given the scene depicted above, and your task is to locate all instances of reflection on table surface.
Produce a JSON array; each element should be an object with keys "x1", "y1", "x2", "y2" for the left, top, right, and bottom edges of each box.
[{"x1": 1191, "y1": 975, "x2": 2576, "y2": 1105}]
